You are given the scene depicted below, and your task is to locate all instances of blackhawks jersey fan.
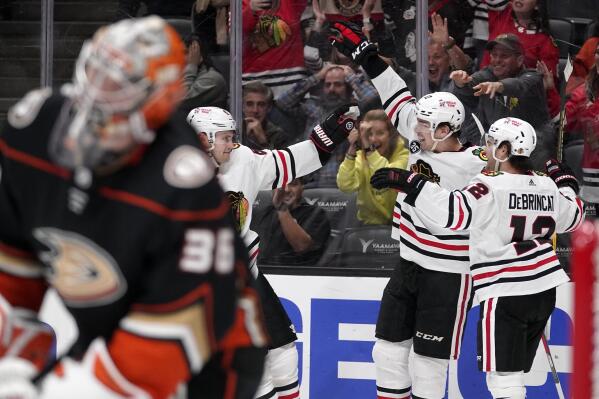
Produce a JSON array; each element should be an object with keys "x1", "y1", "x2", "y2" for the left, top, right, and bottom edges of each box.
[
  {"x1": 0, "y1": 17, "x2": 267, "y2": 399},
  {"x1": 371, "y1": 117, "x2": 584, "y2": 399},
  {"x1": 330, "y1": 20, "x2": 486, "y2": 399},
  {"x1": 187, "y1": 106, "x2": 354, "y2": 399}
]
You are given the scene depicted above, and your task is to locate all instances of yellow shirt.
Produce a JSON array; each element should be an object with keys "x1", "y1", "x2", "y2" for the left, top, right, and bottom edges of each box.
[{"x1": 336, "y1": 139, "x2": 409, "y2": 225}]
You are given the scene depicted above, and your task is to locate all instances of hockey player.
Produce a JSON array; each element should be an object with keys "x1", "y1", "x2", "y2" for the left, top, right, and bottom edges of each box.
[
  {"x1": 370, "y1": 117, "x2": 584, "y2": 398},
  {"x1": 330, "y1": 21, "x2": 486, "y2": 399},
  {"x1": 0, "y1": 17, "x2": 267, "y2": 398},
  {"x1": 187, "y1": 106, "x2": 355, "y2": 399}
]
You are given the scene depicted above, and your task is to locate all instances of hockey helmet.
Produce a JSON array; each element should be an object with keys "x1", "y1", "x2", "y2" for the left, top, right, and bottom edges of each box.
[
  {"x1": 187, "y1": 107, "x2": 237, "y2": 150},
  {"x1": 485, "y1": 117, "x2": 536, "y2": 161},
  {"x1": 50, "y1": 16, "x2": 186, "y2": 171},
  {"x1": 415, "y1": 92, "x2": 465, "y2": 135}
]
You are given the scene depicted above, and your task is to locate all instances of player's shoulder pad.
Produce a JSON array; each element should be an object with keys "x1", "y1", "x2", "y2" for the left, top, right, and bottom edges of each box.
[
  {"x1": 163, "y1": 145, "x2": 215, "y2": 189},
  {"x1": 481, "y1": 169, "x2": 503, "y2": 177},
  {"x1": 7, "y1": 88, "x2": 53, "y2": 129},
  {"x1": 470, "y1": 147, "x2": 488, "y2": 162}
]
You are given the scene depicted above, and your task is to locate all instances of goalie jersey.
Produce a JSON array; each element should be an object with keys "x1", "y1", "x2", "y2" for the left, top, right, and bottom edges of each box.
[
  {"x1": 370, "y1": 67, "x2": 487, "y2": 274},
  {"x1": 217, "y1": 141, "x2": 324, "y2": 272},
  {"x1": 415, "y1": 171, "x2": 584, "y2": 300},
  {"x1": 0, "y1": 90, "x2": 264, "y2": 397}
]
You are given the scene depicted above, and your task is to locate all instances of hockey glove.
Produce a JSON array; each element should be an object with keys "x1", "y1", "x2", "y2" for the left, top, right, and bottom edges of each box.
[
  {"x1": 371, "y1": 168, "x2": 429, "y2": 205},
  {"x1": 310, "y1": 105, "x2": 356, "y2": 164},
  {"x1": 329, "y1": 21, "x2": 378, "y2": 65},
  {"x1": 545, "y1": 158, "x2": 579, "y2": 194}
]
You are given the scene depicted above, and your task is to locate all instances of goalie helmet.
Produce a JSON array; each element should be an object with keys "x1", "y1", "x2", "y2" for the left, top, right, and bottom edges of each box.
[
  {"x1": 415, "y1": 92, "x2": 465, "y2": 134},
  {"x1": 187, "y1": 107, "x2": 237, "y2": 150},
  {"x1": 50, "y1": 16, "x2": 186, "y2": 172},
  {"x1": 486, "y1": 117, "x2": 536, "y2": 158}
]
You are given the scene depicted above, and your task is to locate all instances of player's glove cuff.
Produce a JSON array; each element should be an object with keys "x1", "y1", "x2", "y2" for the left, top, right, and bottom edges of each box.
[
  {"x1": 545, "y1": 158, "x2": 580, "y2": 194},
  {"x1": 370, "y1": 168, "x2": 429, "y2": 205},
  {"x1": 310, "y1": 105, "x2": 356, "y2": 164},
  {"x1": 329, "y1": 21, "x2": 378, "y2": 66}
]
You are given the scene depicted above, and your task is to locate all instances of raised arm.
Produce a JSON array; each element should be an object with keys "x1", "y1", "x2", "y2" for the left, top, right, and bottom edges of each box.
[{"x1": 329, "y1": 21, "x2": 418, "y2": 141}]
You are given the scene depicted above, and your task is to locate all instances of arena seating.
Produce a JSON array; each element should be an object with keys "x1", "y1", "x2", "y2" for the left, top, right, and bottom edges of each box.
[
  {"x1": 549, "y1": 18, "x2": 575, "y2": 58},
  {"x1": 337, "y1": 226, "x2": 400, "y2": 269}
]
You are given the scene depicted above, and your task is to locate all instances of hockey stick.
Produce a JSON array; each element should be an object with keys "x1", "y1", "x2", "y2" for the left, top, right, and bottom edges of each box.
[
  {"x1": 540, "y1": 333, "x2": 566, "y2": 399},
  {"x1": 556, "y1": 55, "x2": 574, "y2": 163}
]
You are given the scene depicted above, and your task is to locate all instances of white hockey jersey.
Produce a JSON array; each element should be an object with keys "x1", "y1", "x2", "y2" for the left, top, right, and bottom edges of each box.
[
  {"x1": 416, "y1": 171, "x2": 584, "y2": 301},
  {"x1": 371, "y1": 66, "x2": 487, "y2": 274},
  {"x1": 217, "y1": 141, "x2": 323, "y2": 273}
]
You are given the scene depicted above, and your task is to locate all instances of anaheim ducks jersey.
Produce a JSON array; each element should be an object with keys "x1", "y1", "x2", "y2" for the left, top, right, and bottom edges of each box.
[
  {"x1": 416, "y1": 171, "x2": 584, "y2": 301},
  {"x1": 371, "y1": 66, "x2": 487, "y2": 273},
  {"x1": 217, "y1": 141, "x2": 323, "y2": 272},
  {"x1": 0, "y1": 89, "x2": 265, "y2": 397}
]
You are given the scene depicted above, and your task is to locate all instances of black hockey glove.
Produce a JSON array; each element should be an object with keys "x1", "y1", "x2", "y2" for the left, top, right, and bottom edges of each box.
[
  {"x1": 545, "y1": 158, "x2": 579, "y2": 194},
  {"x1": 329, "y1": 21, "x2": 378, "y2": 66},
  {"x1": 310, "y1": 105, "x2": 356, "y2": 164},
  {"x1": 370, "y1": 168, "x2": 429, "y2": 206}
]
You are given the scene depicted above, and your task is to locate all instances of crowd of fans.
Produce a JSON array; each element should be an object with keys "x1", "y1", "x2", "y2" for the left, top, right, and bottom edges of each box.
[{"x1": 113, "y1": 0, "x2": 599, "y2": 268}]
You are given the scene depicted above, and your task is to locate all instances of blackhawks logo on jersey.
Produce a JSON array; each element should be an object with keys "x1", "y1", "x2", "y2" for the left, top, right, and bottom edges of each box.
[
  {"x1": 227, "y1": 191, "x2": 249, "y2": 233},
  {"x1": 472, "y1": 147, "x2": 488, "y2": 162},
  {"x1": 410, "y1": 160, "x2": 440, "y2": 183},
  {"x1": 481, "y1": 169, "x2": 503, "y2": 177}
]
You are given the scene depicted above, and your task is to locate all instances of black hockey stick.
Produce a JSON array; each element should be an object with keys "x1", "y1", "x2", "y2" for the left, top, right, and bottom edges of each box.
[{"x1": 541, "y1": 326, "x2": 566, "y2": 399}]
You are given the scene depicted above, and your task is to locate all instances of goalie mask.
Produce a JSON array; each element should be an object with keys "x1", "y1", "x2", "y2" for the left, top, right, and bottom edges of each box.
[
  {"x1": 186, "y1": 107, "x2": 237, "y2": 151},
  {"x1": 485, "y1": 117, "x2": 536, "y2": 164},
  {"x1": 50, "y1": 16, "x2": 186, "y2": 172},
  {"x1": 414, "y1": 92, "x2": 465, "y2": 150}
]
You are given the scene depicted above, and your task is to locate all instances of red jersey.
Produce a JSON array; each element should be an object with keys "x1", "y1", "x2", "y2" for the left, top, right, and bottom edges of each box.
[
  {"x1": 481, "y1": 4, "x2": 559, "y2": 75},
  {"x1": 242, "y1": 0, "x2": 307, "y2": 95}
]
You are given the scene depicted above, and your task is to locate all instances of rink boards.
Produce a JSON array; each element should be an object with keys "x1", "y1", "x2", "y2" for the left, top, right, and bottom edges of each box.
[
  {"x1": 40, "y1": 274, "x2": 573, "y2": 398},
  {"x1": 267, "y1": 274, "x2": 572, "y2": 399}
]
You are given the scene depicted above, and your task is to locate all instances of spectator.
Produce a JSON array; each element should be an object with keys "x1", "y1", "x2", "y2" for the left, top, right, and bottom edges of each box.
[
  {"x1": 242, "y1": 81, "x2": 292, "y2": 150},
  {"x1": 277, "y1": 64, "x2": 381, "y2": 139},
  {"x1": 464, "y1": 0, "x2": 509, "y2": 65},
  {"x1": 566, "y1": 16, "x2": 599, "y2": 94},
  {"x1": 254, "y1": 178, "x2": 331, "y2": 265},
  {"x1": 312, "y1": 0, "x2": 385, "y2": 42},
  {"x1": 565, "y1": 42, "x2": 599, "y2": 217},
  {"x1": 382, "y1": 0, "x2": 474, "y2": 69},
  {"x1": 181, "y1": 34, "x2": 228, "y2": 113},
  {"x1": 192, "y1": 0, "x2": 230, "y2": 54},
  {"x1": 450, "y1": 33, "x2": 554, "y2": 169},
  {"x1": 278, "y1": 63, "x2": 380, "y2": 186},
  {"x1": 116, "y1": 0, "x2": 192, "y2": 19},
  {"x1": 480, "y1": 0, "x2": 560, "y2": 118},
  {"x1": 242, "y1": 0, "x2": 308, "y2": 97},
  {"x1": 337, "y1": 110, "x2": 409, "y2": 225}
]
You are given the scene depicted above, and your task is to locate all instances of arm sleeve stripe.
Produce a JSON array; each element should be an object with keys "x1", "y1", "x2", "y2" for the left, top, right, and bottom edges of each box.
[
  {"x1": 282, "y1": 148, "x2": 296, "y2": 181},
  {"x1": 452, "y1": 194, "x2": 466, "y2": 230},
  {"x1": 387, "y1": 95, "x2": 415, "y2": 123},
  {"x1": 446, "y1": 192, "x2": 455, "y2": 228},
  {"x1": 275, "y1": 151, "x2": 289, "y2": 188},
  {"x1": 382, "y1": 87, "x2": 409, "y2": 110},
  {"x1": 564, "y1": 197, "x2": 584, "y2": 232},
  {"x1": 271, "y1": 152, "x2": 281, "y2": 190},
  {"x1": 462, "y1": 192, "x2": 473, "y2": 230}
]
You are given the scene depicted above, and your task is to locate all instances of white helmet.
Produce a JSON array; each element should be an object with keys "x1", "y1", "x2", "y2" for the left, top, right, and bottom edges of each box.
[
  {"x1": 486, "y1": 117, "x2": 536, "y2": 161},
  {"x1": 415, "y1": 92, "x2": 465, "y2": 134},
  {"x1": 187, "y1": 107, "x2": 237, "y2": 150}
]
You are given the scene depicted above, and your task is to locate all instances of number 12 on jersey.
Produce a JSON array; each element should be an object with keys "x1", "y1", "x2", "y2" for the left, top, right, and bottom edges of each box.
[{"x1": 509, "y1": 215, "x2": 556, "y2": 255}]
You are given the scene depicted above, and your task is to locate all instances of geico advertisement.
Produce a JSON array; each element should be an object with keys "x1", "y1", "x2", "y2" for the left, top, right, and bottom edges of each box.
[{"x1": 266, "y1": 274, "x2": 572, "y2": 399}]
